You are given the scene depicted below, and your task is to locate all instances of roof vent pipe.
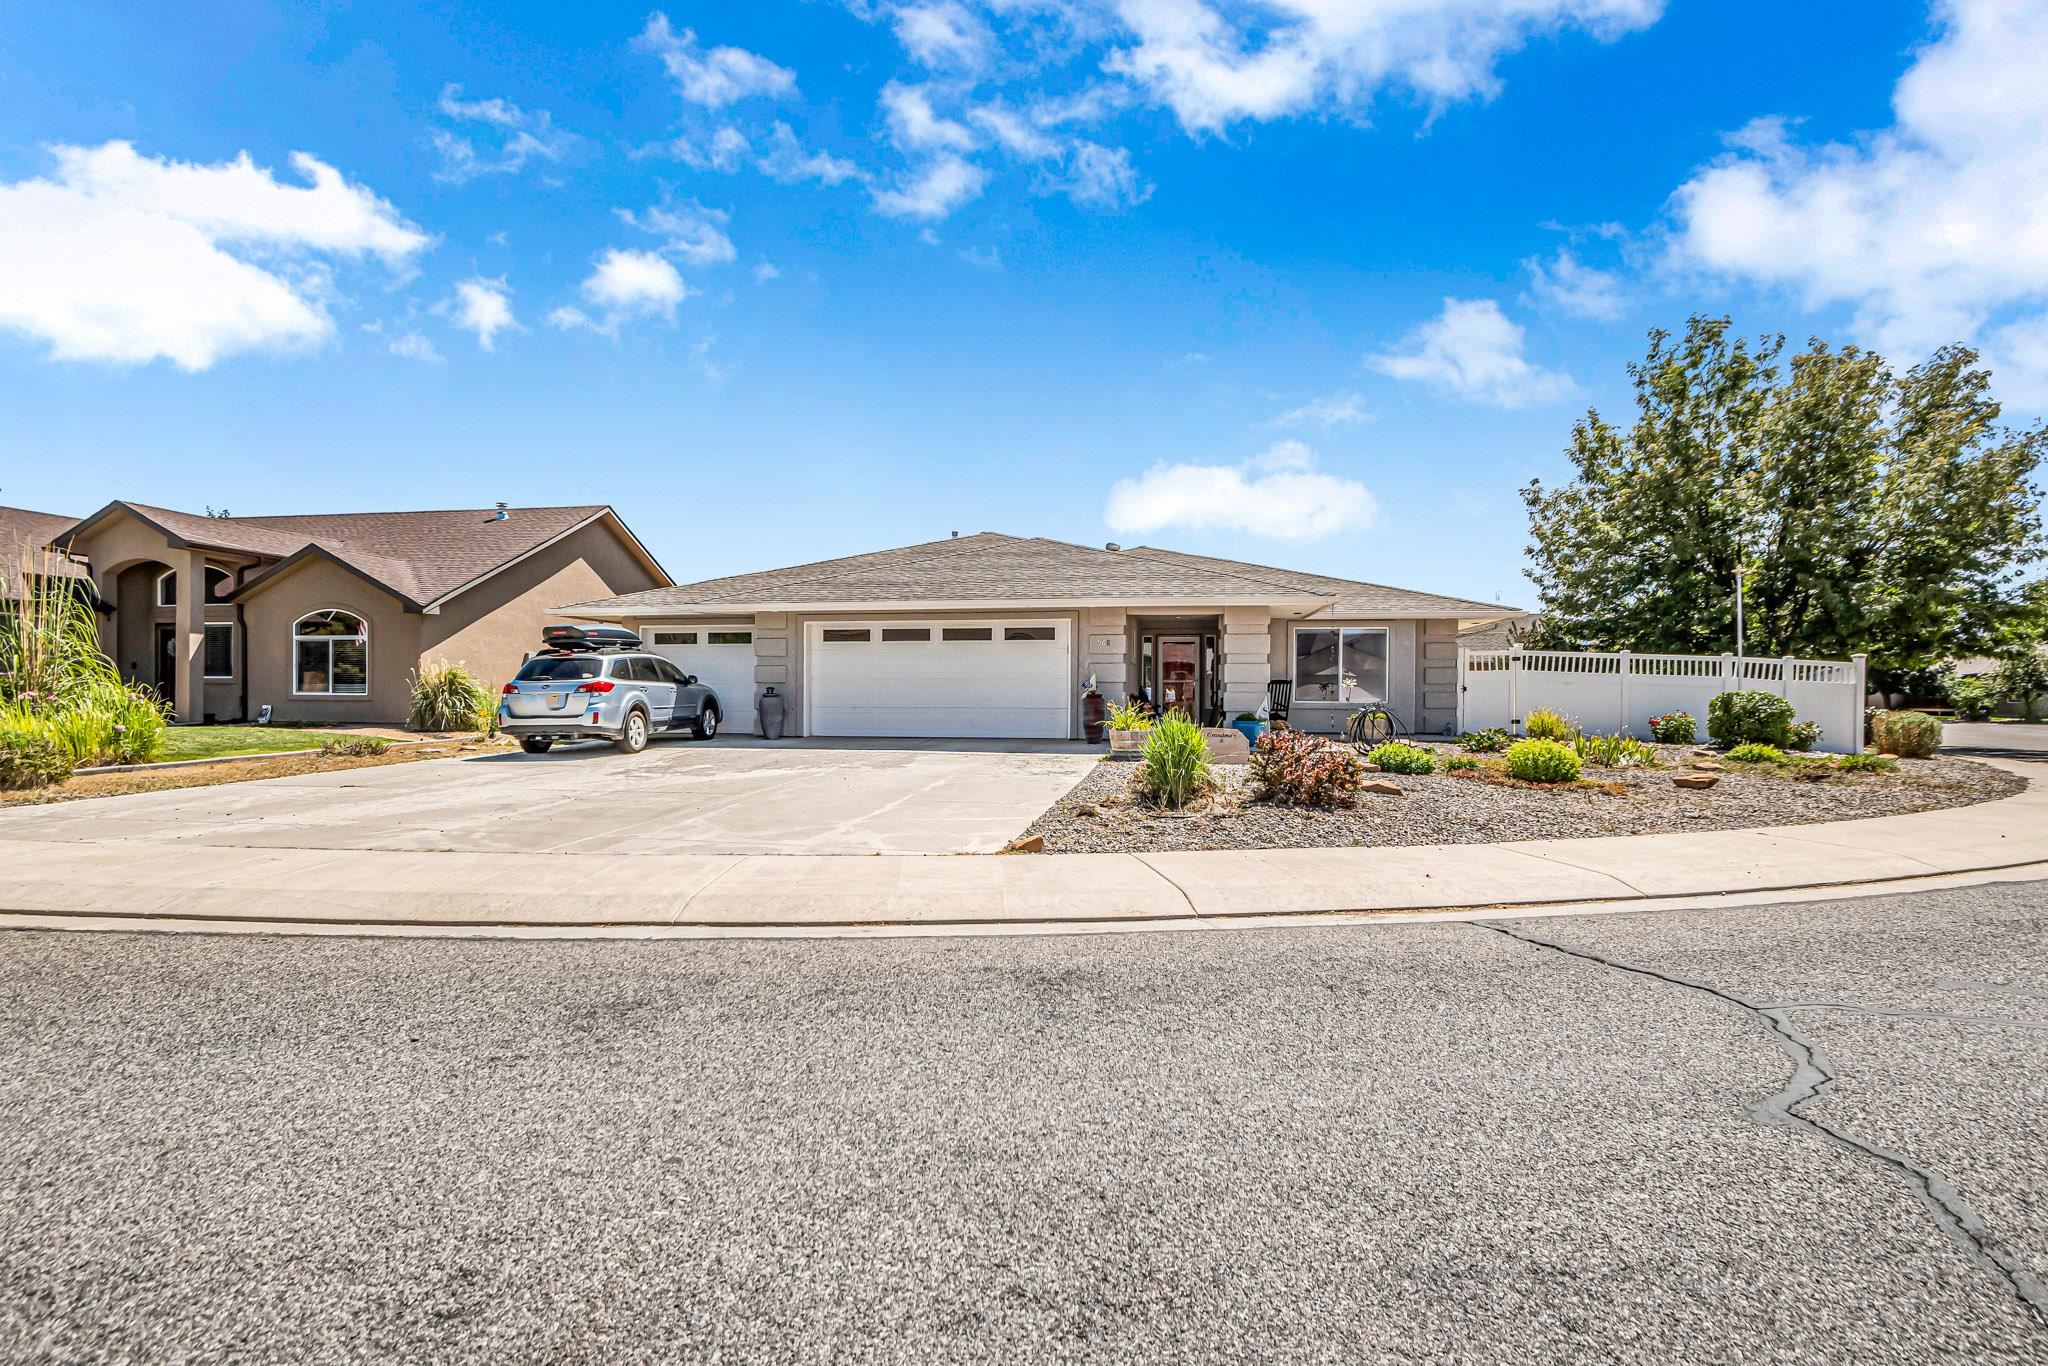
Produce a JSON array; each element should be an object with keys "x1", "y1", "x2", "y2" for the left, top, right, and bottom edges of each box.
[
  {"x1": 951, "y1": 530, "x2": 959, "y2": 538},
  {"x1": 494, "y1": 502, "x2": 509, "y2": 521}
]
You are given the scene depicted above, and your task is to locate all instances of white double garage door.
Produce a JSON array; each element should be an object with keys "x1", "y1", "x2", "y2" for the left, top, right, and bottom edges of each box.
[{"x1": 806, "y1": 619, "x2": 1072, "y2": 739}]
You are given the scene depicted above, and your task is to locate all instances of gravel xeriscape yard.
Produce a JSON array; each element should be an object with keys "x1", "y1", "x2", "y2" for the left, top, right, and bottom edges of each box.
[{"x1": 1026, "y1": 744, "x2": 2025, "y2": 854}]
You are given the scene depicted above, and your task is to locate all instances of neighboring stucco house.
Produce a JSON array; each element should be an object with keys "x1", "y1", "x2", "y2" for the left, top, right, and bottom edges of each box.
[
  {"x1": 1, "y1": 505, "x2": 94, "y2": 603},
  {"x1": 38, "y1": 501, "x2": 667, "y2": 724},
  {"x1": 559, "y1": 532, "x2": 1516, "y2": 740}
]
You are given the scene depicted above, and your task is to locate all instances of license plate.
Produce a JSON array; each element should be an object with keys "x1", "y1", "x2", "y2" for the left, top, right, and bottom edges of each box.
[{"x1": 548, "y1": 693, "x2": 567, "y2": 710}]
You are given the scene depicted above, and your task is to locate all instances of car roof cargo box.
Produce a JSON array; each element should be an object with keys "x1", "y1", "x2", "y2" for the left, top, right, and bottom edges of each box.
[{"x1": 541, "y1": 623, "x2": 642, "y2": 653}]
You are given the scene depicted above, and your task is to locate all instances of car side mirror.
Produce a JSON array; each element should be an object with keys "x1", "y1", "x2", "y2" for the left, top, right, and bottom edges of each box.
[{"x1": 684, "y1": 674, "x2": 698, "y2": 686}]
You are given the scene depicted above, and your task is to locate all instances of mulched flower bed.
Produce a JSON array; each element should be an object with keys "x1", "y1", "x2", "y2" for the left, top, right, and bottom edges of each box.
[{"x1": 1025, "y1": 742, "x2": 2024, "y2": 854}]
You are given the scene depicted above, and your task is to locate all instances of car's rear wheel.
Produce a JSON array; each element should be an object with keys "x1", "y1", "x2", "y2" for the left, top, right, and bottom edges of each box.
[
  {"x1": 519, "y1": 738, "x2": 553, "y2": 755},
  {"x1": 692, "y1": 703, "x2": 719, "y2": 740},
  {"x1": 616, "y1": 708, "x2": 650, "y2": 753}
]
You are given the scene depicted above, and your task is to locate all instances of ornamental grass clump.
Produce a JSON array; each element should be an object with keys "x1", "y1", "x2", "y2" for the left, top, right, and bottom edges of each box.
[
  {"x1": 1870, "y1": 709, "x2": 1943, "y2": 758},
  {"x1": 1, "y1": 545, "x2": 168, "y2": 769},
  {"x1": 1366, "y1": 741, "x2": 1435, "y2": 775},
  {"x1": 1135, "y1": 713, "x2": 1214, "y2": 810},
  {"x1": 409, "y1": 661, "x2": 493, "y2": 733},
  {"x1": 1524, "y1": 708, "x2": 1575, "y2": 741},
  {"x1": 1505, "y1": 737, "x2": 1582, "y2": 784},
  {"x1": 1647, "y1": 711, "x2": 1696, "y2": 744},
  {"x1": 1573, "y1": 731, "x2": 1660, "y2": 768},
  {"x1": 1249, "y1": 729, "x2": 1366, "y2": 807},
  {"x1": 1107, "y1": 699, "x2": 1155, "y2": 732}
]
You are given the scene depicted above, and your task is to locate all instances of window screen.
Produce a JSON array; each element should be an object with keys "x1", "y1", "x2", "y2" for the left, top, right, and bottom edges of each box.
[{"x1": 203, "y1": 624, "x2": 233, "y2": 678}]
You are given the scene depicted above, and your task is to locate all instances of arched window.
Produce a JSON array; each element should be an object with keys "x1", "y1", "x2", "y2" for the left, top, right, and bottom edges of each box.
[
  {"x1": 155, "y1": 566, "x2": 234, "y2": 605},
  {"x1": 293, "y1": 610, "x2": 369, "y2": 697}
]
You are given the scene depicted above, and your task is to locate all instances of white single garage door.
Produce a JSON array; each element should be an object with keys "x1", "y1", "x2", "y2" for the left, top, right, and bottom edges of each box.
[
  {"x1": 807, "y1": 620, "x2": 1071, "y2": 739},
  {"x1": 646, "y1": 625, "x2": 758, "y2": 734}
]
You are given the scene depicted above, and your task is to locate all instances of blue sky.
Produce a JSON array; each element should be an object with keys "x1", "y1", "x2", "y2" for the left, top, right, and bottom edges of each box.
[{"x1": 3, "y1": 1, "x2": 2042, "y2": 606}]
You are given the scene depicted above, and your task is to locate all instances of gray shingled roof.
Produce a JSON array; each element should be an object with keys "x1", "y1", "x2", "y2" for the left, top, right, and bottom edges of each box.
[
  {"x1": 562, "y1": 532, "x2": 1517, "y2": 617},
  {"x1": 63, "y1": 502, "x2": 628, "y2": 609}
]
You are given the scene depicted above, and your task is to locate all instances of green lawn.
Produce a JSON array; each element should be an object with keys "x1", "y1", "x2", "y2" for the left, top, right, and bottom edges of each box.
[{"x1": 155, "y1": 727, "x2": 381, "y2": 762}]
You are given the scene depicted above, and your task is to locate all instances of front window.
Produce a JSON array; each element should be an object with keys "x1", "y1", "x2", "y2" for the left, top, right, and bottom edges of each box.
[
  {"x1": 156, "y1": 566, "x2": 233, "y2": 605},
  {"x1": 293, "y1": 610, "x2": 368, "y2": 696},
  {"x1": 1294, "y1": 628, "x2": 1388, "y2": 704},
  {"x1": 203, "y1": 624, "x2": 234, "y2": 679}
]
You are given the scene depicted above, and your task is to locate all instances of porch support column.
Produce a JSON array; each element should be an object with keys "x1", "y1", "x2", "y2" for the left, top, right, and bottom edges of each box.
[
  {"x1": 1080, "y1": 609, "x2": 1128, "y2": 740},
  {"x1": 173, "y1": 550, "x2": 206, "y2": 723},
  {"x1": 1220, "y1": 607, "x2": 1270, "y2": 722}
]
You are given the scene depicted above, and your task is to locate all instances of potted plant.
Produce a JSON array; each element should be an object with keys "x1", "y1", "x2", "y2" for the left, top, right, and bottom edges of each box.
[
  {"x1": 1106, "y1": 699, "x2": 1155, "y2": 757},
  {"x1": 1231, "y1": 710, "x2": 1267, "y2": 747}
]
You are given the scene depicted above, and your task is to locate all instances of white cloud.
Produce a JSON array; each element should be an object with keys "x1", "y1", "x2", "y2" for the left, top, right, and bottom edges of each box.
[
  {"x1": 430, "y1": 83, "x2": 574, "y2": 183},
  {"x1": 872, "y1": 154, "x2": 989, "y2": 219},
  {"x1": 450, "y1": 276, "x2": 517, "y2": 351},
  {"x1": 1105, "y1": 440, "x2": 1378, "y2": 539},
  {"x1": 0, "y1": 140, "x2": 429, "y2": 371},
  {"x1": 1052, "y1": 140, "x2": 1151, "y2": 207},
  {"x1": 1104, "y1": 0, "x2": 1662, "y2": 135},
  {"x1": 618, "y1": 199, "x2": 737, "y2": 267},
  {"x1": 892, "y1": 1, "x2": 992, "y2": 70},
  {"x1": 881, "y1": 82, "x2": 978, "y2": 152},
  {"x1": 549, "y1": 248, "x2": 688, "y2": 335},
  {"x1": 1522, "y1": 248, "x2": 1626, "y2": 320},
  {"x1": 663, "y1": 125, "x2": 752, "y2": 173},
  {"x1": 1368, "y1": 298, "x2": 1575, "y2": 407},
  {"x1": 1665, "y1": 0, "x2": 2048, "y2": 398},
  {"x1": 970, "y1": 103, "x2": 1063, "y2": 159},
  {"x1": 635, "y1": 13, "x2": 797, "y2": 108},
  {"x1": 1266, "y1": 392, "x2": 1368, "y2": 429},
  {"x1": 757, "y1": 123, "x2": 866, "y2": 185},
  {"x1": 752, "y1": 260, "x2": 781, "y2": 282},
  {"x1": 386, "y1": 330, "x2": 445, "y2": 364},
  {"x1": 959, "y1": 244, "x2": 1003, "y2": 270}
]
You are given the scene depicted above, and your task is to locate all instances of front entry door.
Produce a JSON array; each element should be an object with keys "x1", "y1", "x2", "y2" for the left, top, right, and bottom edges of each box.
[
  {"x1": 154, "y1": 624, "x2": 176, "y2": 710},
  {"x1": 1159, "y1": 637, "x2": 1200, "y2": 717}
]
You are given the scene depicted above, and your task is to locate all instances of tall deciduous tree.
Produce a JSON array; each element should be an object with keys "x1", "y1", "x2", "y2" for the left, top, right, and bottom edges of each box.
[{"x1": 1521, "y1": 317, "x2": 2045, "y2": 669}]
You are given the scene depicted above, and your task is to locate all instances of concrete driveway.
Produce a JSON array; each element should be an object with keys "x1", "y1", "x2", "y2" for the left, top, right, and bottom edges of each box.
[{"x1": 0, "y1": 738, "x2": 1101, "y2": 855}]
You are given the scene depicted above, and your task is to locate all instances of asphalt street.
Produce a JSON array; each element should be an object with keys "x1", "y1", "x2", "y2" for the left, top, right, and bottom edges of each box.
[{"x1": 4, "y1": 883, "x2": 2046, "y2": 1363}]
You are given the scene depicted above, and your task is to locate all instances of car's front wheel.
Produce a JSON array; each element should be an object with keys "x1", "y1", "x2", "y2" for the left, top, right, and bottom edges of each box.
[
  {"x1": 616, "y1": 708, "x2": 650, "y2": 753},
  {"x1": 519, "y1": 738, "x2": 553, "y2": 755},
  {"x1": 692, "y1": 704, "x2": 719, "y2": 740}
]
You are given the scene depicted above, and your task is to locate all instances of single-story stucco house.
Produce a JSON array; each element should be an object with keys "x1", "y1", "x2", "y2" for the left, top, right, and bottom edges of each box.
[
  {"x1": 11, "y1": 500, "x2": 668, "y2": 725},
  {"x1": 559, "y1": 532, "x2": 1517, "y2": 740}
]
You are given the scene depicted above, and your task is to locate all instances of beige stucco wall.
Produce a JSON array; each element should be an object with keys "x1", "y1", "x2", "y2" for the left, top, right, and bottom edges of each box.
[
  {"x1": 78, "y1": 514, "x2": 249, "y2": 721},
  {"x1": 421, "y1": 519, "x2": 663, "y2": 692},
  {"x1": 242, "y1": 561, "x2": 421, "y2": 725}
]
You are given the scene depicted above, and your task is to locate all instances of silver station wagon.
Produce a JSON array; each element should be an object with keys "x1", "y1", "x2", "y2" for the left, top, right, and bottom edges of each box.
[{"x1": 498, "y1": 625, "x2": 722, "y2": 754}]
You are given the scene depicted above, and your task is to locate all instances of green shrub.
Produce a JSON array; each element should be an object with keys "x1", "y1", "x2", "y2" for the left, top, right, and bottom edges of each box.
[
  {"x1": 1136, "y1": 714, "x2": 1214, "y2": 809},
  {"x1": 1524, "y1": 708, "x2": 1575, "y2": 741},
  {"x1": 320, "y1": 736, "x2": 391, "y2": 758},
  {"x1": 1707, "y1": 690, "x2": 1795, "y2": 747},
  {"x1": 1249, "y1": 729, "x2": 1365, "y2": 807},
  {"x1": 1993, "y1": 650, "x2": 2048, "y2": 721},
  {"x1": 1948, "y1": 677, "x2": 1995, "y2": 723},
  {"x1": 409, "y1": 662, "x2": 492, "y2": 733},
  {"x1": 1107, "y1": 700, "x2": 1155, "y2": 732},
  {"x1": 1646, "y1": 711, "x2": 1696, "y2": 744},
  {"x1": 1836, "y1": 752, "x2": 1896, "y2": 773},
  {"x1": 1870, "y1": 709, "x2": 1942, "y2": 758},
  {"x1": 1459, "y1": 727, "x2": 1510, "y2": 752},
  {"x1": 1506, "y1": 738, "x2": 1581, "y2": 783},
  {"x1": 1444, "y1": 755, "x2": 1482, "y2": 772},
  {"x1": 1573, "y1": 731, "x2": 1660, "y2": 767},
  {"x1": 1785, "y1": 720, "x2": 1822, "y2": 752},
  {"x1": 1366, "y1": 741, "x2": 1436, "y2": 775},
  {"x1": 1724, "y1": 742, "x2": 1785, "y2": 764},
  {"x1": 0, "y1": 714, "x2": 74, "y2": 790}
]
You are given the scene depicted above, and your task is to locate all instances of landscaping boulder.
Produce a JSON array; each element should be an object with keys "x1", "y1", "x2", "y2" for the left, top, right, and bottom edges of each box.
[
  {"x1": 1003, "y1": 834, "x2": 1045, "y2": 853},
  {"x1": 1360, "y1": 779, "x2": 1402, "y2": 796},
  {"x1": 1672, "y1": 773, "x2": 1719, "y2": 790},
  {"x1": 1200, "y1": 727, "x2": 1251, "y2": 765}
]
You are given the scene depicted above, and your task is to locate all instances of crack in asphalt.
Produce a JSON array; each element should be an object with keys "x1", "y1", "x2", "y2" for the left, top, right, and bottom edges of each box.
[
  {"x1": 1476, "y1": 920, "x2": 2048, "y2": 1328},
  {"x1": 1758, "y1": 1003, "x2": 2048, "y2": 1032}
]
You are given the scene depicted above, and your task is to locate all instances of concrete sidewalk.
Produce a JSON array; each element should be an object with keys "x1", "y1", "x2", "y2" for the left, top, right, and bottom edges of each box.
[{"x1": 1, "y1": 760, "x2": 2040, "y2": 933}]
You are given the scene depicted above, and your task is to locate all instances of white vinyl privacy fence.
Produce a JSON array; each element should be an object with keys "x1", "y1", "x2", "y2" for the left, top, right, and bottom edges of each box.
[{"x1": 1458, "y1": 650, "x2": 1869, "y2": 755}]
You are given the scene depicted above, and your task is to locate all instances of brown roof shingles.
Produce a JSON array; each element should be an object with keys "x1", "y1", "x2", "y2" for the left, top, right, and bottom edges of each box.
[
  {"x1": 0, "y1": 505, "x2": 87, "y2": 594},
  {"x1": 562, "y1": 531, "x2": 1518, "y2": 617},
  {"x1": 79, "y1": 502, "x2": 614, "y2": 608}
]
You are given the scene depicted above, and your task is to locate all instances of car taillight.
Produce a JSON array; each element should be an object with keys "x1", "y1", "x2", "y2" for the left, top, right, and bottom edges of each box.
[
  {"x1": 501, "y1": 683, "x2": 517, "y2": 695},
  {"x1": 575, "y1": 680, "x2": 615, "y2": 693}
]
